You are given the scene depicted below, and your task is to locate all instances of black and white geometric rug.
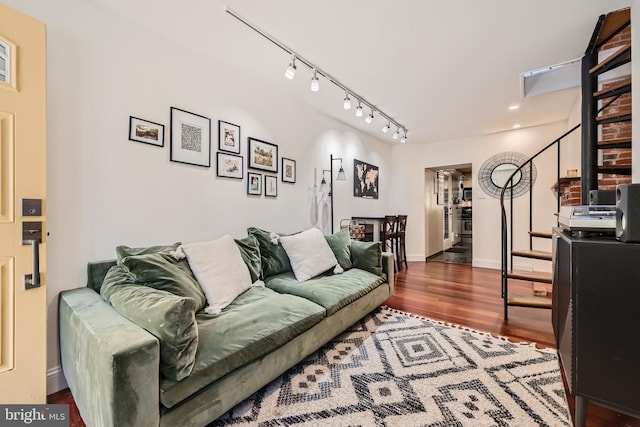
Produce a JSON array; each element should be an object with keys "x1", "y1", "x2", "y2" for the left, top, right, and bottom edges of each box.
[{"x1": 211, "y1": 307, "x2": 571, "y2": 426}]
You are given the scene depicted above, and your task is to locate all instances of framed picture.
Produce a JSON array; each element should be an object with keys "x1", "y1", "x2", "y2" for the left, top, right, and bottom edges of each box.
[
  {"x1": 265, "y1": 175, "x2": 278, "y2": 197},
  {"x1": 353, "y1": 158, "x2": 379, "y2": 199},
  {"x1": 248, "y1": 137, "x2": 278, "y2": 173},
  {"x1": 129, "y1": 116, "x2": 164, "y2": 147},
  {"x1": 247, "y1": 172, "x2": 262, "y2": 195},
  {"x1": 281, "y1": 157, "x2": 296, "y2": 183},
  {"x1": 170, "y1": 107, "x2": 211, "y2": 167},
  {"x1": 218, "y1": 120, "x2": 241, "y2": 154},
  {"x1": 216, "y1": 152, "x2": 243, "y2": 179}
]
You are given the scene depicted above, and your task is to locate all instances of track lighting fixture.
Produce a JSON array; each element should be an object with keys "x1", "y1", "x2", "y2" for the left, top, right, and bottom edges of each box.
[
  {"x1": 343, "y1": 91, "x2": 351, "y2": 110},
  {"x1": 392, "y1": 128, "x2": 400, "y2": 139},
  {"x1": 284, "y1": 55, "x2": 297, "y2": 80},
  {"x1": 365, "y1": 111, "x2": 374, "y2": 124},
  {"x1": 382, "y1": 122, "x2": 390, "y2": 133},
  {"x1": 225, "y1": 7, "x2": 408, "y2": 141},
  {"x1": 310, "y1": 69, "x2": 319, "y2": 92},
  {"x1": 401, "y1": 131, "x2": 407, "y2": 144},
  {"x1": 355, "y1": 101, "x2": 363, "y2": 117}
]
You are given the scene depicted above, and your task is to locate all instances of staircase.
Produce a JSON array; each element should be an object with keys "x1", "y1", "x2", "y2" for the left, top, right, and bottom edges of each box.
[{"x1": 501, "y1": 7, "x2": 631, "y2": 320}]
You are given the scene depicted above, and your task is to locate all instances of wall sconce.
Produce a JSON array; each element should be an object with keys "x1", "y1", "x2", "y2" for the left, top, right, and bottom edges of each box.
[{"x1": 319, "y1": 154, "x2": 347, "y2": 232}]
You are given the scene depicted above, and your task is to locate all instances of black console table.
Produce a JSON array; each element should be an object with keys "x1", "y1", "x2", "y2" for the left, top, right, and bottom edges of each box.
[{"x1": 552, "y1": 228, "x2": 640, "y2": 426}]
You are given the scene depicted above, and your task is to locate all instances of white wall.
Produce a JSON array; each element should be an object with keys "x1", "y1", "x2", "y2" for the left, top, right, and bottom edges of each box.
[
  {"x1": 2, "y1": 0, "x2": 393, "y2": 393},
  {"x1": 392, "y1": 121, "x2": 569, "y2": 269}
]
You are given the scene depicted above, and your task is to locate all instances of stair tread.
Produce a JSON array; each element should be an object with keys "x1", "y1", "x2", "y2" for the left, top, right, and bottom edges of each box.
[
  {"x1": 598, "y1": 165, "x2": 632, "y2": 175},
  {"x1": 589, "y1": 43, "x2": 631, "y2": 74},
  {"x1": 511, "y1": 249, "x2": 552, "y2": 260},
  {"x1": 507, "y1": 270, "x2": 552, "y2": 283},
  {"x1": 507, "y1": 295, "x2": 552, "y2": 309},
  {"x1": 593, "y1": 78, "x2": 631, "y2": 97},
  {"x1": 596, "y1": 111, "x2": 632, "y2": 122},
  {"x1": 598, "y1": 137, "x2": 632, "y2": 148},
  {"x1": 529, "y1": 231, "x2": 552, "y2": 239}
]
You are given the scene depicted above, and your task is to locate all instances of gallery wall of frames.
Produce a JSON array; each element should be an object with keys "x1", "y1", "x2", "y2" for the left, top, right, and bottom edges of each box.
[{"x1": 129, "y1": 107, "x2": 297, "y2": 198}]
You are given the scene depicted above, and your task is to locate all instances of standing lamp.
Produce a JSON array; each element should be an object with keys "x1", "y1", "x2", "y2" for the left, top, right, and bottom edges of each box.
[{"x1": 319, "y1": 154, "x2": 347, "y2": 232}]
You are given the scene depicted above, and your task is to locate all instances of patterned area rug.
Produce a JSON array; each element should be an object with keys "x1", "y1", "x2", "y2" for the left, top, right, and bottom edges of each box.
[{"x1": 210, "y1": 307, "x2": 571, "y2": 426}]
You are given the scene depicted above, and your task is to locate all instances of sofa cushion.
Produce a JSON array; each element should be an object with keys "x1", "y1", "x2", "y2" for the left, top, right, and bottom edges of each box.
[
  {"x1": 179, "y1": 235, "x2": 253, "y2": 315},
  {"x1": 351, "y1": 240, "x2": 383, "y2": 276},
  {"x1": 265, "y1": 268, "x2": 386, "y2": 316},
  {"x1": 159, "y1": 286, "x2": 325, "y2": 408},
  {"x1": 116, "y1": 242, "x2": 181, "y2": 263},
  {"x1": 247, "y1": 227, "x2": 292, "y2": 278},
  {"x1": 279, "y1": 228, "x2": 340, "y2": 281},
  {"x1": 324, "y1": 228, "x2": 352, "y2": 270},
  {"x1": 121, "y1": 252, "x2": 207, "y2": 312},
  {"x1": 234, "y1": 235, "x2": 262, "y2": 283},
  {"x1": 100, "y1": 265, "x2": 198, "y2": 381}
]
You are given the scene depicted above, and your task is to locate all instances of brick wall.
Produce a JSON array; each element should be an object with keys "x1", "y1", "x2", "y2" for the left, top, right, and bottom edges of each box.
[
  {"x1": 599, "y1": 25, "x2": 632, "y2": 191},
  {"x1": 560, "y1": 179, "x2": 581, "y2": 206}
]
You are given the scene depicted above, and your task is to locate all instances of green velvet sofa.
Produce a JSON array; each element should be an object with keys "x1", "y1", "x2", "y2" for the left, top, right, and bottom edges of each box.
[{"x1": 58, "y1": 232, "x2": 394, "y2": 427}]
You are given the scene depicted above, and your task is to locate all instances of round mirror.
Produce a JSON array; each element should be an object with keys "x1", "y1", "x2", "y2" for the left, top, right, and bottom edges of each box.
[
  {"x1": 491, "y1": 163, "x2": 521, "y2": 188},
  {"x1": 477, "y1": 152, "x2": 536, "y2": 199}
]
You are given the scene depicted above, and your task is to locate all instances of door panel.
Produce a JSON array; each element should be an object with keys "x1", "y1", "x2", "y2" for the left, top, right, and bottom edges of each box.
[{"x1": 0, "y1": 4, "x2": 47, "y2": 403}]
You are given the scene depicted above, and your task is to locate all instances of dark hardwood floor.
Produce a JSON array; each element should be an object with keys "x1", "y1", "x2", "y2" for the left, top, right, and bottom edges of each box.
[{"x1": 49, "y1": 260, "x2": 640, "y2": 426}]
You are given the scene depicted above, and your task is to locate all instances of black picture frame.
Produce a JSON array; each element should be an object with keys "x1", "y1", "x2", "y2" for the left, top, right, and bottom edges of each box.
[
  {"x1": 170, "y1": 107, "x2": 211, "y2": 167},
  {"x1": 247, "y1": 172, "x2": 262, "y2": 195},
  {"x1": 353, "y1": 158, "x2": 379, "y2": 199},
  {"x1": 281, "y1": 157, "x2": 296, "y2": 183},
  {"x1": 218, "y1": 120, "x2": 241, "y2": 154},
  {"x1": 265, "y1": 175, "x2": 278, "y2": 197},
  {"x1": 129, "y1": 116, "x2": 164, "y2": 147},
  {"x1": 216, "y1": 152, "x2": 243, "y2": 179},
  {"x1": 248, "y1": 137, "x2": 278, "y2": 173}
]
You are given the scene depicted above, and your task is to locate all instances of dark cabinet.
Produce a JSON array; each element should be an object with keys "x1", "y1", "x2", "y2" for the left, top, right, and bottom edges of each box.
[{"x1": 552, "y1": 228, "x2": 640, "y2": 426}]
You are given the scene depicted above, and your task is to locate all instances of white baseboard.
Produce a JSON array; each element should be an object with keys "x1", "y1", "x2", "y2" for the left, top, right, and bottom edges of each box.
[
  {"x1": 47, "y1": 366, "x2": 67, "y2": 395},
  {"x1": 471, "y1": 259, "x2": 500, "y2": 270}
]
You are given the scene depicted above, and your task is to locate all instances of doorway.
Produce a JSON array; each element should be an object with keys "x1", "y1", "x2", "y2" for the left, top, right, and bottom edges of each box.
[{"x1": 425, "y1": 164, "x2": 472, "y2": 264}]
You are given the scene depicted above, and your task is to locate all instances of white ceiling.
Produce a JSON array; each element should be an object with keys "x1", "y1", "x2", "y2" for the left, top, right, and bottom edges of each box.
[{"x1": 92, "y1": 0, "x2": 633, "y2": 144}]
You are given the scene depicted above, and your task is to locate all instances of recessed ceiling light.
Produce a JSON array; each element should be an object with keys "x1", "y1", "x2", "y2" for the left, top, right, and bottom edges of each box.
[
  {"x1": 509, "y1": 105, "x2": 519, "y2": 110},
  {"x1": 512, "y1": 124, "x2": 521, "y2": 129}
]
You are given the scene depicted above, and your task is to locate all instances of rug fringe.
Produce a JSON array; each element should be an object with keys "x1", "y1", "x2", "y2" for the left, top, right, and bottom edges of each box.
[{"x1": 379, "y1": 305, "x2": 555, "y2": 353}]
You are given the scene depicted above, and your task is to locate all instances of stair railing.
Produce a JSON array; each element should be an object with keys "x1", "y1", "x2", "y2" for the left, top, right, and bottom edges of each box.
[
  {"x1": 499, "y1": 124, "x2": 580, "y2": 320},
  {"x1": 500, "y1": 91, "x2": 626, "y2": 319}
]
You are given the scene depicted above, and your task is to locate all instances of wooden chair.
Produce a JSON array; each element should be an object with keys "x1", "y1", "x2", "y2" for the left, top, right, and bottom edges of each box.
[
  {"x1": 380, "y1": 215, "x2": 398, "y2": 271},
  {"x1": 396, "y1": 215, "x2": 408, "y2": 270}
]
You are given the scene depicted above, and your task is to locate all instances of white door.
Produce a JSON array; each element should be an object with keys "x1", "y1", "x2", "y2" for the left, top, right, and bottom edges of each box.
[{"x1": 0, "y1": 4, "x2": 47, "y2": 403}]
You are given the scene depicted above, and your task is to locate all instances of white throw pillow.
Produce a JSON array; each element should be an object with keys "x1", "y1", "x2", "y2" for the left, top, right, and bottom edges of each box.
[
  {"x1": 278, "y1": 228, "x2": 341, "y2": 282},
  {"x1": 178, "y1": 235, "x2": 252, "y2": 314}
]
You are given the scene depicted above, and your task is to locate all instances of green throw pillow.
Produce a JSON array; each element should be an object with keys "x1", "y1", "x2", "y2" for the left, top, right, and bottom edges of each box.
[
  {"x1": 121, "y1": 252, "x2": 206, "y2": 312},
  {"x1": 235, "y1": 235, "x2": 262, "y2": 282},
  {"x1": 351, "y1": 240, "x2": 383, "y2": 276},
  {"x1": 325, "y1": 228, "x2": 352, "y2": 270},
  {"x1": 247, "y1": 227, "x2": 292, "y2": 278},
  {"x1": 116, "y1": 242, "x2": 181, "y2": 264},
  {"x1": 101, "y1": 266, "x2": 198, "y2": 382}
]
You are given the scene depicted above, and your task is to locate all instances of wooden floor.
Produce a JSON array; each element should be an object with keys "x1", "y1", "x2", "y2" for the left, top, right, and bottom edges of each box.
[{"x1": 49, "y1": 260, "x2": 640, "y2": 427}]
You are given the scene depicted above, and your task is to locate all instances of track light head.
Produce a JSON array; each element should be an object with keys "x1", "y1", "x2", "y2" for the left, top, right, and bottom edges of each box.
[
  {"x1": 365, "y1": 111, "x2": 374, "y2": 124},
  {"x1": 343, "y1": 91, "x2": 351, "y2": 110},
  {"x1": 355, "y1": 102, "x2": 363, "y2": 117},
  {"x1": 284, "y1": 55, "x2": 297, "y2": 79},
  {"x1": 393, "y1": 128, "x2": 399, "y2": 139},
  {"x1": 310, "y1": 69, "x2": 319, "y2": 92},
  {"x1": 401, "y1": 131, "x2": 407, "y2": 143},
  {"x1": 382, "y1": 122, "x2": 390, "y2": 133}
]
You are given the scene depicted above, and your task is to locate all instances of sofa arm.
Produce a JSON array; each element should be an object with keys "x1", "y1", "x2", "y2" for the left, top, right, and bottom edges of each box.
[
  {"x1": 382, "y1": 252, "x2": 395, "y2": 295},
  {"x1": 59, "y1": 288, "x2": 160, "y2": 427}
]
